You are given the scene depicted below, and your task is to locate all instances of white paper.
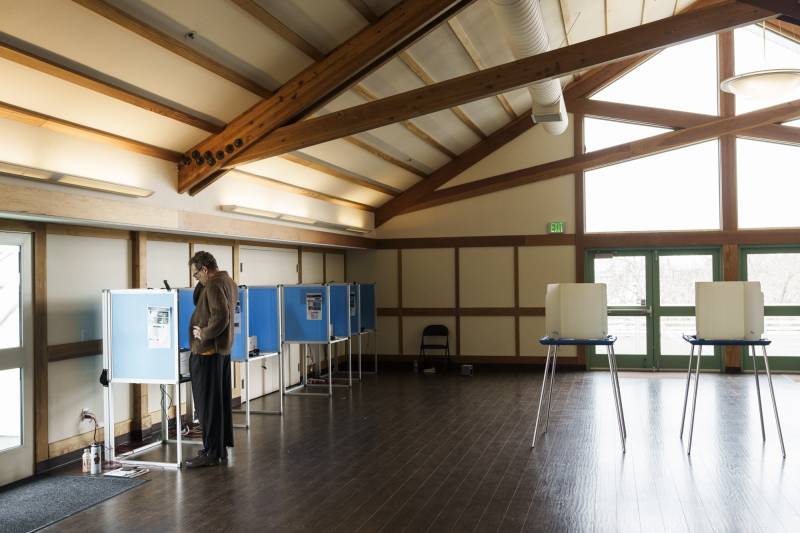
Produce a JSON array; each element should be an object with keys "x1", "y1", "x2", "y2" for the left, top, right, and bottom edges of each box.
[
  {"x1": 306, "y1": 293, "x2": 322, "y2": 320},
  {"x1": 234, "y1": 301, "x2": 242, "y2": 335},
  {"x1": 350, "y1": 292, "x2": 357, "y2": 317},
  {"x1": 147, "y1": 306, "x2": 171, "y2": 349}
]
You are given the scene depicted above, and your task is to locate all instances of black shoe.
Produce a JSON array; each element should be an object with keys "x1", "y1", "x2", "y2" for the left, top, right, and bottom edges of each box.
[
  {"x1": 197, "y1": 448, "x2": 207, "y2": 457},
  {"x1": 184, "y1": 454, "x2": 220, "y2": 468}
]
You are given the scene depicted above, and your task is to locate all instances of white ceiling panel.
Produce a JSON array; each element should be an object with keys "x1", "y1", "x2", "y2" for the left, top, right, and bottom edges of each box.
[
  {"x1": 317, "y1": 90, "x2": 449, "y2": 171},
  {"x1": 300, "y1": 140, "x2": 421, "y2": 191},
  {"x1": 607, "y1": 0, "x2": 645, "y2": 33},
  {"x1": 132, "y1": 0, "x2": 313, "y2": 87},
  {"x1": 361, "y1": 59, "x2": 482, "y2": 152},
  {"x1": 237, "y1": 157, "x2": 391, "y2": 205},
  {"x1": 642, "y1": 0, "x2": 677, "y2": 24},
  {"x1": 0, "y1": 0, "x2": 261, "y2": 123},
  {"x1": 258, "y1": 0, "x2": 367, "y2": 54},
  {"x1": 0, "y1": 58, "x2": 206, "y2": 150},
  {"x1": 559, "y1": 0, "x2": 606, "y2": 45}
]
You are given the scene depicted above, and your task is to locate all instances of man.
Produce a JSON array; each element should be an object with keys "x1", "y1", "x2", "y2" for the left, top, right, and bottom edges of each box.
[{"x1": 185, "y1": 251, "x2": 237, "y2": 467}]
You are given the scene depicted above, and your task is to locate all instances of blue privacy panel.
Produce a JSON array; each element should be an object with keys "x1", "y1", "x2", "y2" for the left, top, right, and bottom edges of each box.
[
  {"x1": 359, "y1": 283, "x2": 376, "y2": 332},
  {"x1": 230, "y1": 287, "x2": 248, "y2": 362},
  {"x1": 283, "y1": 285, "x2": 329, "y2": 343},
  {"x1": 330, "y1": 284, "x2": 351, "y2": 338},
  {"x1": 178, "y1": 286, "x2": 247, "y2": 361},
  {"x1": 249, "y1": 286, "x2": 280, "y2": 354},
  {"x1": 349, "y1": 284, "x2": 359, "y2": 334},
  {"x1": 178, "y1": 288, "x2": 195, "y2": 351},
  {"x1": 111, "y1": 291, "x2": 177, "y2": 382}
]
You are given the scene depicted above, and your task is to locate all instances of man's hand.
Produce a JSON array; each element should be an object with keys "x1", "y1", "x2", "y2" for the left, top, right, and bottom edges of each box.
[{"x1": 192, "y1": 326, "x2": 202, "y2": 340}]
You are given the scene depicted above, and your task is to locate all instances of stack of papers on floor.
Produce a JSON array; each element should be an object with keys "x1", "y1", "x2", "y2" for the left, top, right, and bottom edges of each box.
[{"x1": 103, "y1": 466, "x2": 149, "y2": 478}]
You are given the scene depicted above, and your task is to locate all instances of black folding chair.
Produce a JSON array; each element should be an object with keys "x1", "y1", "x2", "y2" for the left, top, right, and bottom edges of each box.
[{"x1": 419, "y1": 324, "x2": 450, "y2": 371}]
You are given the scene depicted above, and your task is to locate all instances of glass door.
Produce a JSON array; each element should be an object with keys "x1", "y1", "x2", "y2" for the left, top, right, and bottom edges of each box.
[
  {"x1": 741, "y1": 247, "x2": 800, "y2": 372},
  {"x1": 0, "y1": 232, "x2": 33, "y2": 486},
  {"x1": 586, "y1": 248, "x2": 721, "y2": 370}
]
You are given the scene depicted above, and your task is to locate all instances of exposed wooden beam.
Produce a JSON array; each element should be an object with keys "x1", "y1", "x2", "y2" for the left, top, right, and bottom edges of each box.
[
  {"x1": 280, "y1": 153, "x2": 400, "y2": 197},
  {"x1": 71, "y1": 0, "x2": 272, "y2": 98},
  {"x1": 234, "y1": 169, "x2": 375, "y2": 211},
  {"x1": 33, "y1": 224, "x2": 48, "y2": 465},
  {"x1": 446, "y1": 18, "x2": 517, "y2": 119},
  {"x1": 571, "y1": 99, "x2": 800, "y2": 146},
  {"x1": 229, "y1": 0, "x2": 325, "y2": 61},
  {"x1": 562, "y1": 54, "x2": 653, "y2": 103},
  {"x1": 398, "y1": 51, "x2": 487, "y2": 139},
  {"x1": 346, "y1": 0, "x2": 380, "y2": 24},
  {"x1": 402, "y1": 97, "x2": 800, "y2": 213},
  {"x1": 179, "y1": 0, "x2": 472, "y2": 193},
  {"x1": 739, "y1": 0, "x2": 800, "y2": 19},
  {"x1": 351, "y1": 84, "x2": 457, "y2": 158},
  {"x1": 0, "y1": 41, "x2": 222, "y2": 134},
  {"x1": 374, "y1": 114, "x2": 535, "y2": 225},
  {"x1": 238, "y1": 1, "x2": 774, "y2": 163},
  {"x1": 344, "y1": 137, "x2": 425, "y2": 177},
  {"x1": 0, "y1": 101, "x2": 182, "y2": 162}
]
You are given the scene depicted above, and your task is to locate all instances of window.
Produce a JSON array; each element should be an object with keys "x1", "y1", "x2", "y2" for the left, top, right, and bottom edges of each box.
[
  {"x1": 591, "y1": 35, "x2": 718, "y2": 115},
  {"x1": 737, "y1": 138, "x2": 800, "y2": 229},
  {"x1": 0, "y1": 368, "x2": 21, "y2": 452},
  {"x1": 744, "y1": 250, "x2": 800, "y2": 359},
  {"x1": 584, "y1": 141, "x2": 720, "y2": 233},
  {"x1": 584, "y1": 117, "x2": 672, "y2": 152},
  {"x1": 734, "y1": 25, "x2": 800, "y2": 114},
  {"x1": 0, "y1": 245, "x2": 21, "y2": 350}
]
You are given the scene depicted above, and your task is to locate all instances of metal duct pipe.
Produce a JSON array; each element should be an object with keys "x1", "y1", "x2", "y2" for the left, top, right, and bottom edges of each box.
[{"x1": 490, "y1": 0, "x2": 568, "y2": 135}]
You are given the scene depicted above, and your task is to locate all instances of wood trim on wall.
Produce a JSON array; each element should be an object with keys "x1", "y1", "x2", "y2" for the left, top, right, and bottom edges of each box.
[
  {"x1": 574, "y1": 113, "x2": 586, "y2": 364},
  {"x1": 378, "y1": 234, "x2": 575, "y2": 249},
  {"x1": 454, "y1": 247, "x2": 460, "y2": 357},
  {"x1": 130, "y1": 231, "x2": 152, "y2": 439},
  {"x1": 380, "y1": 307, "x2": 544, "y2": 316},
  {"x1": 397, "y1": 249, "x2": 403, "y2": 356},
  {"x1": 48, "y1": 418, "x2": 131, "y2": 459},
  {"x1": 33, "y1": 224, "x2": 48, "y2": 464},
  {"x1": 514, "y1": 246, "x2": 520, "y2": 357},
  {"x1": 723, "y1": 243, "x2": 741, "y2": 370},
  {"x1": 47, "y1": 340, "x2": 103, "y2": 362}
]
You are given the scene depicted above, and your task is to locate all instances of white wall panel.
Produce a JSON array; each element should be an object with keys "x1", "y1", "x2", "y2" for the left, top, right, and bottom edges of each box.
[
  {"x1": 460, "y1": 316, "x2": 515, "y2": 356},
  {"x1": 147, "y1": 240, "x2": 190, "y2": 289},
  {"x1": 518, "y1": 246, "x2": 576, "y2": 307},
  {"x1": 402, "y1": 249, "x2": 455, "y2": 308},
  {"x1": 459, "y1": 247, "x2": 514, "y2": 307}
]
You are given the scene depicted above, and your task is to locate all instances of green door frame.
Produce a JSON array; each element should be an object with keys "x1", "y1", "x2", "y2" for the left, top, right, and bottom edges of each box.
[
  {"x1": 585, "y1": 247, "x2": 723, "y2": 371},
  {"x1": 740, "y1": 245, "x2": 800, "y2": 372}
]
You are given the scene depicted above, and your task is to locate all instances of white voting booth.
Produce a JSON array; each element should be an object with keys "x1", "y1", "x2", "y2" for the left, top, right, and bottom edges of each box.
[
  {"x1": 695, "y1": 281, "x2": 764, "y2": 340},
  {"x1": 545, "y1": 283, "x2": 608, "y2": 339}
]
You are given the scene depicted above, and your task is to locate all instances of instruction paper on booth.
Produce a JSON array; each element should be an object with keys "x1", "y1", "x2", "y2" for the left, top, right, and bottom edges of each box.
[
  {"x1": 147, "y1": 306, "x2": 172, "y2": 349},
  {"x1": 306, "y1": 293, "x2": 322, "y2": 320}
]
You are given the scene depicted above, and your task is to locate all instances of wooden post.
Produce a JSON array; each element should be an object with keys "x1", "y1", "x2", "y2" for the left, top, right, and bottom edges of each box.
[{"x1": 33, "y1": 224, "x2": 48, "y2": 465}]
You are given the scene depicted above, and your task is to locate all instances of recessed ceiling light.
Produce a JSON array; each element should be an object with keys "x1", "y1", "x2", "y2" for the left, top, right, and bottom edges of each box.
[{"x1": 220, "y1": 205, "x2": 279, "y2": 219}]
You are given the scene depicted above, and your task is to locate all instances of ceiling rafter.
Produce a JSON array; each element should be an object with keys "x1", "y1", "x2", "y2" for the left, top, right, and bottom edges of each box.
[
  {"x1": 280, "y1": 153, "x2": 400, "y2": 197},
  {"x1": 397, "y1": 51, "x2": 488, "y2": 139},
  {"x1": 71, "y1": 0, "x2": 273, "y2": 98},
  {"x1": 0, "y1": 101, "x2": 181, "y2": 162},
  {"x1": 0, "y1": 41, "x2": 222, "y2": 134},
  {"x1": 227, "y1": 1, "x2": 428, "y2": 180},
  {"x1": 345, "y1": 0, "x2": 380, "y2": 24},
  {"x1": 375, "y1": 113, "x2": 535, "y2": 225},
  {"x1": 445, "y1": 18, "x2": 517, "y2": 119},
  {"x1": 350, "y1": 84, "x2": 457, "y2": 158},
  {"x1": 178, "y1": 0, "x2": 474, "y2": 194},
  {"x1": 234, "y1": 1, "x2": 775, "y2": 164},
  {"x1": 738, "y1": 0, "x2": 800, "y2": 20},
  {"x1": 228, "y1": 0, "x2": 325, "y2": 61},
  {"x1": 401, "y1": 97, "x2": 800, "y2": 214},
  {"x1": 571, "y1": 99, "x2": 800, "y2": 145},
  {"x1": 233, "y1": 170, "x2": 375, "y2": 212}
]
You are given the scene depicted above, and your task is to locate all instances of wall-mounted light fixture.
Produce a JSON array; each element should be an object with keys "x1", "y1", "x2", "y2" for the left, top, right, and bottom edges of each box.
[
  {"x1": 0, "y1": 161, "x2": 153, "y2": 198},
  {"x1": 220, "y1": 204, "x2": 372, "y2": 234}
]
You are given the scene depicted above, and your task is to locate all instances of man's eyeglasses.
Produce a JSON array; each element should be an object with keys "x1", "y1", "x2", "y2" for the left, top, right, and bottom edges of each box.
[{"x1": 192, "y1": 268, "x2": 204, "y2": 279}]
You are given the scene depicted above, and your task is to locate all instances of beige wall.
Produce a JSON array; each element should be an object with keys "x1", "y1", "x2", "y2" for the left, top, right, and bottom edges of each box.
[
  {"x1": 401, "y1": 249, "x2": 455, "y2": 308},
  {"x1": 459, "y1": 247, "x2": 515, "y2": 307},
  {"x1": 46, "y1": 234, "x2": 132, "y2": 443}
]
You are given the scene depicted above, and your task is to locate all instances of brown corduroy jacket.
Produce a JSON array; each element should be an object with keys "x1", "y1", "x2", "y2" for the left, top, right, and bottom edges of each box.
[{"x1": 189, "y1": 271, "x2": 239, "y2": 356}]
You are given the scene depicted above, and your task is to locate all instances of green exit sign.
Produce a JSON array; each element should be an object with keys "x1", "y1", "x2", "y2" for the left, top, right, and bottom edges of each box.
[{"x1": 547, "y1": 221, "x2": 566, "y2": 234}]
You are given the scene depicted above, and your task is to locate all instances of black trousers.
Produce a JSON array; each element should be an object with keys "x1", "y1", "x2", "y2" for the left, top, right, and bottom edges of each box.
[{"x1": 190, "y1": 353, "x2": 234, "y2": 459}]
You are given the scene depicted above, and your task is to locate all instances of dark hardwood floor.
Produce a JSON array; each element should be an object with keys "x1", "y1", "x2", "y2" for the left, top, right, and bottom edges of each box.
[{"x1": 45, "y1": 369, "x2": 800, "y2": 532}]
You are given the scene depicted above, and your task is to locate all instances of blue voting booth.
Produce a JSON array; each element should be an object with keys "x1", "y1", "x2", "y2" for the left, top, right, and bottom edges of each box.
[
  {"x1": 179, "y1": 285, "x2": 284, "y2": 426},
  {"x1": 178, "y1": 286, "x2": 248, "y2": 362},
  {"x1": 102, "y1": 289, "x2": 184, "y2": 468},
  {"x1": 282, "y1": 285, "x2": 348, "y2": 397}
]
